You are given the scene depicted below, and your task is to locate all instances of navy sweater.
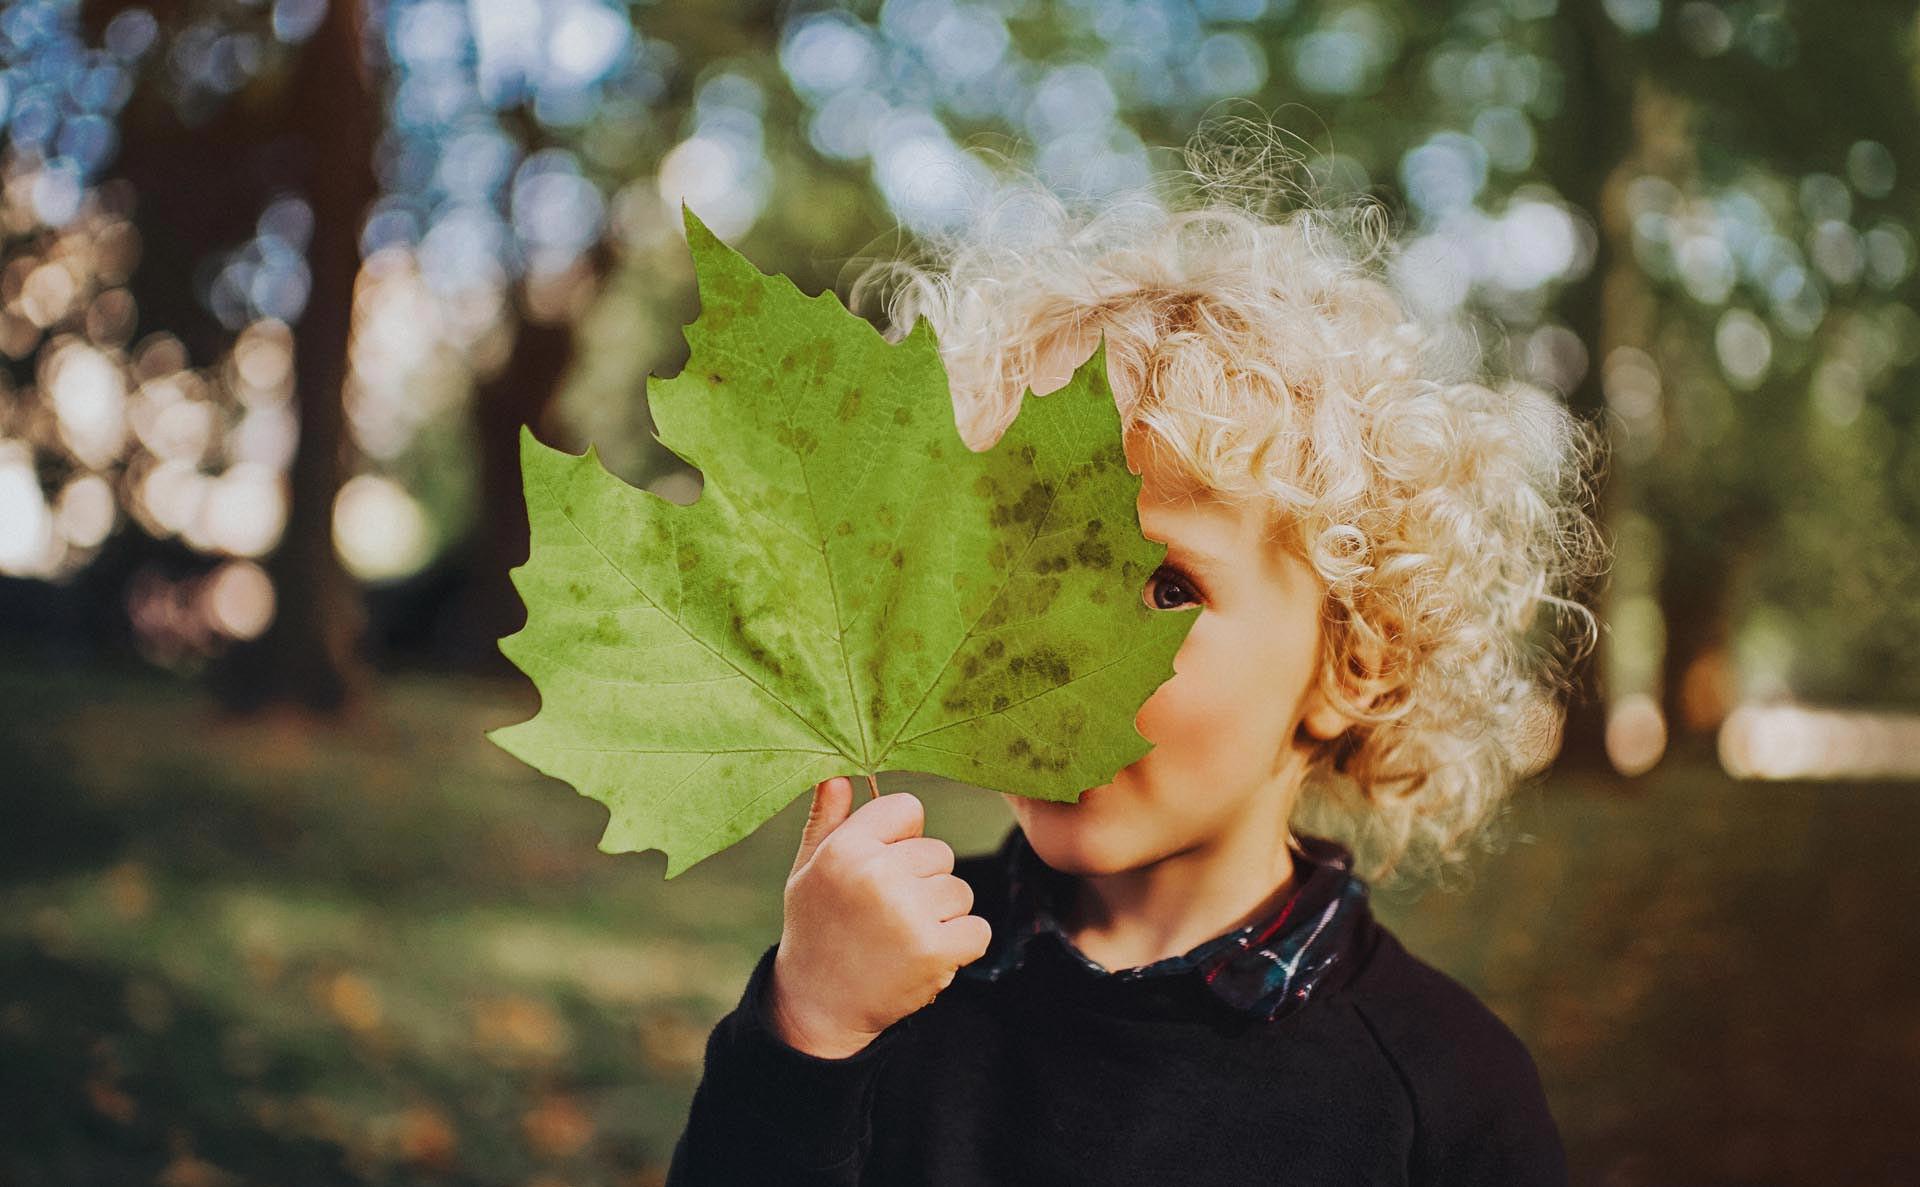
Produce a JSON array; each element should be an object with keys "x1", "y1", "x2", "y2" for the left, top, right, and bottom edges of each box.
[{"x1": 667, "y1": 825, "x2": 1567, "y2": 1185}]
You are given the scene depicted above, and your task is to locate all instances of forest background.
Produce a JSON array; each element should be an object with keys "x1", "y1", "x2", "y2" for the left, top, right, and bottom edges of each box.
[{"x1": 2, "y1": 0, "x2": 1917, "y2": 1182}]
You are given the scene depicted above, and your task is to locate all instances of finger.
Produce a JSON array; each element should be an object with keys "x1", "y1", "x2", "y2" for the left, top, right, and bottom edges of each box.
[
  {"x1": 844, "y1": 790, "x2": 926, "y2": 846},
  {"x1": 792, "y1": 776, "x2": 853, "y2": 875},
  {"x1": 920, "y1": 873, "x2": 974, "y2": 923},
  {"x1": 888, "y1": 836, "x2": 956, "y2": 879},
  {"x1": 935, "y1": 913, "x2": 994, "y2": 964}
]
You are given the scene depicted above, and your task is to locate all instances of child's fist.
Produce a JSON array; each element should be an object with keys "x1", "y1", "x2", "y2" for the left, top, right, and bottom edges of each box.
[{"x1": 766, "y1": 778, "x2": 993, "y2": 1059}]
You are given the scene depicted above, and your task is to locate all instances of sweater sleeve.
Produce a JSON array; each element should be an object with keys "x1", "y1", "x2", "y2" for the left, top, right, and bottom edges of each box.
[
  {"x1": 1347, "y1": 931, "x2": 1569, "y2": 1187},
  {"x1": 665, "y1": 941, "x2": 913, "y2": 1187},
  {"x1": 1407, "y1": 1028, "x2": 1568, "y2": 1187}
]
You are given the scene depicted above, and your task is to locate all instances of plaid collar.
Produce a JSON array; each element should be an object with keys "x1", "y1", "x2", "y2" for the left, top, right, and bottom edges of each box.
[{"x1": 957, "y1": 824, "x2": 1372, "y2": 1023}]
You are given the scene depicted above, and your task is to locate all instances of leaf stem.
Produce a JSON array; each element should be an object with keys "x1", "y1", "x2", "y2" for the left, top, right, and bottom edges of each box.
[{"x1": 865, "y1": 772, "x2": 880, "y2": 800}]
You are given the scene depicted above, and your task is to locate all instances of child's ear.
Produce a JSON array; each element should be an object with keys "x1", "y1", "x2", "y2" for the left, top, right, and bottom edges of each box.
[{"x1": 1299, "y1": 631, "x2": 1395, "y2": 743}]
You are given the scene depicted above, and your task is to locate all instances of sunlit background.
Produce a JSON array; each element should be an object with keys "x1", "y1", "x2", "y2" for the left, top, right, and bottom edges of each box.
[{"x1": 2, "y1": 0, "x2": 1917, "y2": 1183}]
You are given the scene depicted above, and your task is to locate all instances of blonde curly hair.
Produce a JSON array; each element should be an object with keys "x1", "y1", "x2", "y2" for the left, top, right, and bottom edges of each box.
[{"x1": 848, "y1": 123, "x2": 1610, "y2": 890}]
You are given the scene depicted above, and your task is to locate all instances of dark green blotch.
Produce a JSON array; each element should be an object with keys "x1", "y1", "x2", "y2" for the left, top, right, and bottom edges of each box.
[
  {"x1": 676, "y1": 544, "x2": 699, "y2": 572},
  {"x1": 1028, "y1": 749, "x2": 1069, "y2": 773},
  {"x1": 1005, "y1": 733, "x2": 1067, "y2": 773},
  {"x1": 893, "y1": 406, "x2": 912, "y2": 425},
  {"x1": 991, "y1": 694, "x2": 1010, "y2": 712},
  {"x1": 1025, "y1": 644, "x2": 1071, "y2": 685},
  {"x1": 983, "y1": 639, "x2": 1005, "y2": 660},
  {"x1": 988, "y1": 479, "x2": 1056, "y2": 529},
  {"x1": 728, "y1": 609, "x2": 785, "y2": 680},
  {"x1": 775, "y1": 422, "x2": 821, "y2": 456},
  {"x1": 889, "y1": 547, "x2": 904, "y2": 570},
  {"x1": 836, "y1": 387, "x2": 863, "y2": 422},
  {"x1": 1074, "y1": 538, "x2": 1113, "y2": 569}
]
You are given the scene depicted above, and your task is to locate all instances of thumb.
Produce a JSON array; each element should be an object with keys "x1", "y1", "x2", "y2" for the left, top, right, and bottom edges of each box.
[{"x1": 792, "y1": 776, "x2": 854, "y2": 875}]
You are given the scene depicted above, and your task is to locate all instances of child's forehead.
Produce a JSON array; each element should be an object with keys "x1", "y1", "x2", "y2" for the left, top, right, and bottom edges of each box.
[
  {"x1": 1123, "y1": 428, "x2": 1307, "y2": 560},
  {"x1": 1124, "y1": 430, "x2": 1224, "y2": 507}
]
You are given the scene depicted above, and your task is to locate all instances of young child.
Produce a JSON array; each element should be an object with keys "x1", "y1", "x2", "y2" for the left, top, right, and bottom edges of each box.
[{"x1": 666, "y1": 134, "x2": 1606, "y2": 1186}]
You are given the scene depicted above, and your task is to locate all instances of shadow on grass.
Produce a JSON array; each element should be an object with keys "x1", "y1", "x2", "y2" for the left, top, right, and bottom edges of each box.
[
  {"x1": 0, "y1": 936, "x2": 688, "y2": 1185},
  {"x1": 0, "y1": 731, "x2": 127, "y2": 888},
  {"x1": 0, "y1": 941, "x2": 386, "y2": 1186}
]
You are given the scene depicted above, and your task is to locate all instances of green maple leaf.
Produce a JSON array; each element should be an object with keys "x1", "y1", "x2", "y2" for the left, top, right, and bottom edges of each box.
[{"x1": 485, "y1": 205, "x2": 1197, "y2": 877}]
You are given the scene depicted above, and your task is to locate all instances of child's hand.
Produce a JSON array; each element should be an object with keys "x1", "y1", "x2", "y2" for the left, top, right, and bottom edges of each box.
[{"x1": 765, "y1": 777, "x2": 993, "y2": 1060}]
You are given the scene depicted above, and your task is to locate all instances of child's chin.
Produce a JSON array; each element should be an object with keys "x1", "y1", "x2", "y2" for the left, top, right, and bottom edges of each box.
[{"x1": 1016, "y1": 808, "x2": 1144, "y2": 878}]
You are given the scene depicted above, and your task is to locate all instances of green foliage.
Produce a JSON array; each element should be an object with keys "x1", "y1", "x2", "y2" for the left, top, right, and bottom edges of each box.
[{"x1": 487, "y1": 206, "x2": 1196, "y2": 877}]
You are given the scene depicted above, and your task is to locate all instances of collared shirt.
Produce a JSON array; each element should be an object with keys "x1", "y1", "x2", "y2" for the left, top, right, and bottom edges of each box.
[{"x1": 955, "y1": 823, "x2": 1373, "y2": 1023}]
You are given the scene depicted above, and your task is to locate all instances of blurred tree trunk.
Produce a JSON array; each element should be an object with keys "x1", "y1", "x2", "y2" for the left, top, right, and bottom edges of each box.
[
  {"x1": 1537, "y1": 0, "x2": 1636, "y2": 776},
  {"x1": 211, "y1": 0, "x2": 377, "y2": 715},
  {"x1": 435, "y1": 294, "x2": 580, "y2": 672},
  {"x1": 1656, "y1": 540, "x2": 1737, "y2": 758}
]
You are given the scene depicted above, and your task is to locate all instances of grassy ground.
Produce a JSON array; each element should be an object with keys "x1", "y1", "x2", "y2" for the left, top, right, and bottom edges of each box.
[{"x1": 1, "y1": 658, "x2": 1915, "y2": 1185}]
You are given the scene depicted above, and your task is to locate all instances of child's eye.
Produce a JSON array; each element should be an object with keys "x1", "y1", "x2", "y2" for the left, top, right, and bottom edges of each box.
[{"x1": 1143, "y1": 562, "x2": 1204, "y2": 611}]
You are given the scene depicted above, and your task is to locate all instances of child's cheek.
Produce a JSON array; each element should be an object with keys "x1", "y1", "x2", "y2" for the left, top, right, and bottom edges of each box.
[
  {"x1": 1136, "y1": 639, "x2": 1238, "y2": 759},
  {"x1": 1128, "y1": 660, "x2": 1236, "y2": 772}
]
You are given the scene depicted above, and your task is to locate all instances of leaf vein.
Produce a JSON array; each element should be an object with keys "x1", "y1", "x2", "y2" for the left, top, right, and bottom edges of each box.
[
  {"x1": 533, "y1": 461, "x2": 839, "y2": 755},
  {"x1": 894, "y1": 636, "x2": 1155, "y2": 747},
  {"x1": 874, "y1": 457, "x2": 1068, "y2": 757}
]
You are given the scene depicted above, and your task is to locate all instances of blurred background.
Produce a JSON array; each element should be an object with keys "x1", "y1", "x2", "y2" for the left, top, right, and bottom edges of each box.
[{"x1": 1, "y1": 0, "x2": 1917, "y2": 1182}]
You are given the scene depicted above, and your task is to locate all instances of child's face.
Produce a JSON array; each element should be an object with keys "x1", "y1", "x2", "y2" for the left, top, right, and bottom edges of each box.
[{"x1": 1000, "y1": 435, "x2": 1347, "y2": 877}]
